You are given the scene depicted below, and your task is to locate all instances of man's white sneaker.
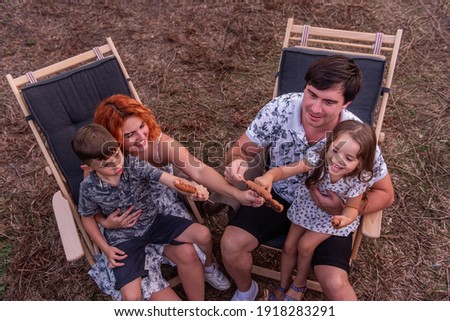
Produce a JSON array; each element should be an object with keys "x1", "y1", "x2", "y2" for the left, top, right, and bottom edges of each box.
[
  {"x1": 204, "y1": 263, "x2": 231, "y2": 290},
  {"x1": 231, "y1": 280, "x2": 259, "y2": 301}
]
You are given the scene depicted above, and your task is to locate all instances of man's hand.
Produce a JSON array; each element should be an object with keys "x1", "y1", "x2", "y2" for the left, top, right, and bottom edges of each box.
[
  {"x1": 98, "y1": 206, "x2": 142, "y2": 229},
  {"x1": 310, "y1": 185, "x2": 344, "y2": 216},
  {"x1": 235, "y1": 189, "x2": 264, "y2": 208},
  {"x1": 224, "y1": 159, "x2": 248, "y2": 184}
]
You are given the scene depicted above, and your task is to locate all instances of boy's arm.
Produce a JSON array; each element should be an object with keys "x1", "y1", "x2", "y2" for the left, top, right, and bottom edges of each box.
[
  {"x1": 82, "y1": 215, "x2": 127, "y2": 267},
  {"x1": 81, "y1": 216, "x2": 111, "y2": 253},
  {"x1": 157, "y1": 172, "x2": 200, "y2": 196}
]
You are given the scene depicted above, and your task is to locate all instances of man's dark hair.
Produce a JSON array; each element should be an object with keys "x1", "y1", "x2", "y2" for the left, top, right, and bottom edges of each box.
[{"x1": 305, "y1": 55, "x2": 362, "y2": 104}]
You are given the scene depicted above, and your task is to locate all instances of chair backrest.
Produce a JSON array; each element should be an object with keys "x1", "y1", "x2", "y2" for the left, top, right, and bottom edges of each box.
[
  {"x1": 22, "y1": 57, "x2": 131, "y2": 204},
  {"x1": 7, "y1": 38, "x2": 139, "y2": 206},
  {"x1": 6, "y1": 38, "x2": 140, "y2": 262},
  {"x1": 274, "y1": 19, "x2": 403, "y2": 139},
  {"x1": 277, "y1": 47, "x2": 385, "y2": 125}
]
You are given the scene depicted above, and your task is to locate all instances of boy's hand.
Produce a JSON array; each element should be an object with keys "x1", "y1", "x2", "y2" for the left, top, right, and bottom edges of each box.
[
  {"x1": 174, "y1": 178, "x2": 210, "y2": 201},
  {"x1": 105, "y1": 246, "x2": 127, "y2": 269},
  {"x1": 174, "y1": 178, "x2": 197, "y2": 194},
  {"x1": 189, "y1": 182, "x2": 209, "y2": 201}
]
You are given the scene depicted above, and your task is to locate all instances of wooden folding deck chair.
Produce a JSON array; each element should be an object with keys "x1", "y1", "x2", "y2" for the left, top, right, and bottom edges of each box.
[
  {"x1": 6, "y1": 37, "x2": 204, "y2": 289},
  {"x1": 250, "y1": 18, "x2": 402, "y2": 292}
]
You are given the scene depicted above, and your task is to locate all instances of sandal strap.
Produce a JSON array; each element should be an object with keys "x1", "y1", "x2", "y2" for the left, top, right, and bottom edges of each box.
[
  {"x1": 284, "y1": 294, "x2": 296, "y2": 301},
  {"x1": 290, "y1": 283, "x2": 307, "y2": 293},
  {"x1": 268, "y1": 287, "x2": 287, "y2": 301}
]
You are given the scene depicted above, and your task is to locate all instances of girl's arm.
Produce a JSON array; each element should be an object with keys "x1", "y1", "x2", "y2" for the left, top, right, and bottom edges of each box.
[
  {"x1": 311, "y1": 174, "x2": 394, "y2": 216},
  {"x1": 154, "y1": 133, "x2": 262, "y2": 206},
  {"x1": 255, "y1": 159, "x2": 312, "y2": 191},
  {"x1": 331, "y1": 194, "x2": 363, "y2": 229}
]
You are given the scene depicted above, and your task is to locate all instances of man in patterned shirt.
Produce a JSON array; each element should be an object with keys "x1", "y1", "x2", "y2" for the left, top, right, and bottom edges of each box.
[{"x1": 219, "y1": 55, "x2": 394, "y2": 300}]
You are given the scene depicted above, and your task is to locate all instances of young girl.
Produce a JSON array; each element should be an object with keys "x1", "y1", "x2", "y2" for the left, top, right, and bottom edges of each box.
[{"x1": 255, "y1": 120, "x2": 377, "y2": 301}]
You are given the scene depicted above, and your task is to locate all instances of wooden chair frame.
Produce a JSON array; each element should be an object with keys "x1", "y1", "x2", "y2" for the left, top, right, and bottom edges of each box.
[
  {"x1": 250, "y1": 18, "x2": 402, "y2": 292},
  {"x1": 6, "y1": 37, "x2": 204, "y2": 287}
]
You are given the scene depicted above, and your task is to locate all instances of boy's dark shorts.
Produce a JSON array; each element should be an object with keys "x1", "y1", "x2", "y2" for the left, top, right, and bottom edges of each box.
[
  {"x1": 228, "y1": 191, "x2": 352, "y2": 274},
  {"x1": 113, "y1": 214, "x2": 195, "y2": 290}
]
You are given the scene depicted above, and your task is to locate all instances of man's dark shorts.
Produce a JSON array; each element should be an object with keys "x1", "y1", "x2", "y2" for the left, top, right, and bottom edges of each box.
[
  {"x1": 113, "y1": 214, "x2": 194, "y2": 290},
  {"x1": 228, "y1": 191, "x2": 352, "y2": 273}
]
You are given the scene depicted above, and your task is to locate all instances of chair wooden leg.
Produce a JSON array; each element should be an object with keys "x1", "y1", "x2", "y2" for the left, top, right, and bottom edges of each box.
[
  {"x1": 251, "y1": 264, "x2": 323, "y2": 292},
  {"x1": 350, "y1": 227, "x2": 363, "y2": 265}
]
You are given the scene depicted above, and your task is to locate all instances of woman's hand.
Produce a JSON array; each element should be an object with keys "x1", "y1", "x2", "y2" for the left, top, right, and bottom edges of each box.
[
  {"x1": 310, "y1": 185, "x2": 344, "y2": 215},
  {"x1": 96, "y1": 206, "x2": 142, "y2": 229}
]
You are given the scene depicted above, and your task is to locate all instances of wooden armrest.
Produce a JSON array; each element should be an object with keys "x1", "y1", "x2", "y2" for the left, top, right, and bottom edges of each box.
[
  {"x1": 360, "y1": 210, "x2": 382, "y2": 238},
  {"x1": 182, "y1": 195, "x2": 205, "y2": 224},
  {"x1": 52, "y1": 191, "x2": 84, "y2": 261}
]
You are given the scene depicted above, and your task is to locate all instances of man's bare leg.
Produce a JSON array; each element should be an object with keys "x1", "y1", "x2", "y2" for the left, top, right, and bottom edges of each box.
[
  {"x1": 314, "y1": 265, "x2": 357, "y2": 300},
  {"x1": 221, "y1": 225, "x2": 259, "y2": 298}
]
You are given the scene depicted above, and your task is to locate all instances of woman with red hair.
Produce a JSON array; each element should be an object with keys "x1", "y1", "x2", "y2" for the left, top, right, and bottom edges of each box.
[{"x1": 91, "y1": 94, "x2": 261, "y2": 300}]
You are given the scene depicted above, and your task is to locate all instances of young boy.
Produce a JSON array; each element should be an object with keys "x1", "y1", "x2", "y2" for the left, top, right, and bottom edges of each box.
[{"x1": 72, "y1": 123, "x2": 229, "y2": 300}]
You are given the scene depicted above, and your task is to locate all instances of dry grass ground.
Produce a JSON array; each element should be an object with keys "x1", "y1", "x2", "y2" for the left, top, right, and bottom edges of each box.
[{"x1": 0, "y1": 1, "x2": 448, "y2": 300}]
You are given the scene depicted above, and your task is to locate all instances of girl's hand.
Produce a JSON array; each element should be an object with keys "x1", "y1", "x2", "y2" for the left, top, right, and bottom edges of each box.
[
  {"x1": 105, "y1": 246, "x2": 127, "y2": 269},
  {"x1": 310, "y1": 185, "x2": 344, "y2": 215},
  {"x1": 97, "y1": 205, "x2": 142, "y2": 229},
  {"x1": 254, "y1": 175, "x2": 273, "y2": 193},
  {"x1": 331, "y1": 215, "x2": 354, "y2": 229}
]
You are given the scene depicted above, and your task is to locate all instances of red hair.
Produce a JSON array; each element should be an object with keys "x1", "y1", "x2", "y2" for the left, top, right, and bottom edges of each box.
[{"x1": 94, "y1": 94, "x2": 161, "y2": 147}]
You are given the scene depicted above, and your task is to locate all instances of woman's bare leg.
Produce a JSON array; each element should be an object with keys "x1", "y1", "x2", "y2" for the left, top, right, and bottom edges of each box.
[
  {"x1": 149, "y1": 287, "x2": 182, "y2": 301},
  {"x1": 120, "y1": 278, "x2": 143, "y2": 301}
]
